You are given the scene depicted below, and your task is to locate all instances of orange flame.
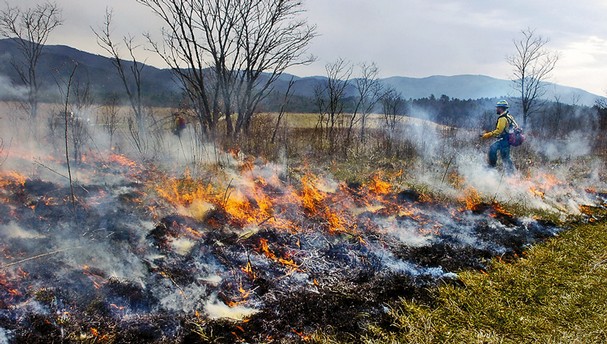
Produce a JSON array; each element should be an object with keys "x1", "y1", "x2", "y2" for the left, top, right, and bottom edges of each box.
[
  {"x1": 368, "y1": 174, "x2": 392, "y2": 195},
  {"x1": 491, "y1": 202, "x2": 513, "y2": 218},
  {"x1": 300, "y1": 174, "x2": 324, "y2": 213},
  {"x1": 461, "y1": 187, "x2": 482, "y2": 211},
  {"x1": 156, "y1": 171, "x2": 282, "y2": 228},
  {"x1": 108, "y1": 153, "x2": 139, "y2": 169},
  {"x1": 326, "y1": 209, "x2": 346, "y2": 233},
  {"x1": 292, "y1": 329, "x2": 311, "y2": 341},
  {"x1": 258, "y1": 238, "x2": 299, "y2": 270},
  {"x1": 0, "y1": 171, "x2": 27, "y2": 188},
  {"x1": 241, "y1": 260, "x2": 256, "y2": 279},
  {"x1": 529, "y1": 186, "x2": 545, "y2": 198}
]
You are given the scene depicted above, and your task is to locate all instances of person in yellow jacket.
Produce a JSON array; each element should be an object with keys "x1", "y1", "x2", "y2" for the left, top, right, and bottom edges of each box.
[{"x1": 481, "y1": 100, "x2": 515, "y2": 174}]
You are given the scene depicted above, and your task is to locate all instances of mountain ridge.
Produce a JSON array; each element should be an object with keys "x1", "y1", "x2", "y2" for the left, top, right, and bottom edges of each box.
[{"x1": 0, "y1": 39, "x2": 603, "y2": 106}]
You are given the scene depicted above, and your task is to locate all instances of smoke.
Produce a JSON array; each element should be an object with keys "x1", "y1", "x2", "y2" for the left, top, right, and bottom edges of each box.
[
  {"x1": 0, "y1": 74, "x2": 27, "y2": 101},
  {"x1": 0, "y1": 96, "x2": 604, "y2": 342},
  {"x1": 377, "y1": 102, "x2": 606, "y2": 218},
  {"x1": 0, "y1": 327, "x2": 12, "y2": 344},
  {"x1": 376, "y1": 216, "x2": 433, "y2": 247},
  {"x1": 0, "y1": 222, "x2": 45, "y2": 239},
  {"x1": 534, "y1": 130, "x2": 593, "y2": 161},
  {"x1": 204, "y1": 295, "x2": 260, "y2": 320}
]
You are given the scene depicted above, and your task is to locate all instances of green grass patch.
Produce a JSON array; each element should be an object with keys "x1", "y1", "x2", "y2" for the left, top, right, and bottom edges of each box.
[{"x1": 361, "y1": 222, "x2": 607, "y2": 343}]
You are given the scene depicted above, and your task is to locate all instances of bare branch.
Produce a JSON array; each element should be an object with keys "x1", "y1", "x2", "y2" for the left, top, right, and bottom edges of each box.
[
  {"x1": 507, "y1": 27, "x2": 559, "y2": 126},
  {"x1": 135, "y1": 0, "x2": 317, "y2": 137},
  {"x1": 0, "y1": 1, "x2": 63, "y2": 119},
  {"x1": 92, "y1": 8, "x2": 148, "y2": 152}
]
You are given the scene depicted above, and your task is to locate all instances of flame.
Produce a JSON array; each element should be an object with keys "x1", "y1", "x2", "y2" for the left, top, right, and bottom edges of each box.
[
  {"x1": 367, "y1": 174, "x2": 392, "y2": 195},
  {"x1": 300, "y1": 174, "x2": 324, "y2": 213},
  {"x1": 259, "y1": 238, "x2": 277, "y2": 261},
  {"x1": 82, "y1": 265, "x2": 106, "y2": 290},
  {"x1": 292, "y1": 329, "x2": 311, "y2": 341},
  {"x1": 537, "y1": 173, "x2": 561, "y2": 189},
  {"x1": 461, "y1": 187, "x2": 482, "y2": 211},
  {"x1": 110, "y1": 304, "x2": 126, "y2": 312},
  {"x1": 258, "y1": 238, "x2": 299, "y2": 270},
  {"x1": 108, "y1": 153, "x2": 139, "y2": 169},
  {"x1": 529, "y1": 186, "x2": 545, "y2": 198},
  {"x1": 326, "y1": 208, "x2": 346, "y2": 233},
  {"x1": 0, "y1": 171, "x2": 27, "y2": 188},
  {"x1": 227, "y1": 281, "x2": 252, "y2": 308},
  {"x1": 526, "y1": 172, "x2": 564, "y2": 198},
  {"x1": 238, "y1": 285, "x2": 250, "y2": 300},
  {"x1": 155, "y1": 170, "x2": 285, "y2": 228},
  {"x1": 491, "y1": 202, "x2": 513, "y2": 218},
  {"x1": 241, "y1": 260, "x2": 256, "y2": 279}
]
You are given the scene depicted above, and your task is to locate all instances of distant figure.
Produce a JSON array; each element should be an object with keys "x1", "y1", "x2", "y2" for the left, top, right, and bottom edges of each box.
[
  {"x1": 481, "y1": 100, "x2": 517, "y2": 174},
  {"x1": 173, "y1": 112, "x2": 186, "y2": 137}
]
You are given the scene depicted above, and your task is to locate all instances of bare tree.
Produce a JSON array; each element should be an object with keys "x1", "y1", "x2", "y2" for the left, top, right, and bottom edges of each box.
[
  {"x1": 507, "y1": 28, "x2": 559, "y2": 127},
  {"x1": 381, "y1": 88, "x2": 405, "y2": 133},
  {"x1": 380, "y1": 88, "x2": 406, "y2": 156},
  {"x1": 136, "y1": 0, "x2": 245, "y2": 137},
  {"x1": 136, "y1": 0, "x2": 316, "y2": 138},
  {"x1": 99, "y1": 94, "x2": 121, "y2": 151},
  {"x1": 71, "y1": 73, "x2": 94, "y2": 115},
  {"x1": 271, "y1": 76, "x2": 295, "y2": 144},
  {"x1": 61, "y1": 63, "x2": 78, "y2": 207},
  {"x1": 0, "y1": 138, "x2": 7, "y2": 168},
  {"x1": 351, "y1": 63, "x2": 383, "y2": 145},
  {"x1": 596, "y1": 97, "x2": 607, "y2": 133},
  {"x1": 232, "y1": 0, "x2": 316, "y2": 135},
  {"x1": 314, "y1": 58, "x2": 352, "y2": 143},
  {"x1": 93, "y1": 9, "x2": 148, "y2": 152},
  {"x1": 0, "y1": 1, "x2": 62, "y2": 120}
]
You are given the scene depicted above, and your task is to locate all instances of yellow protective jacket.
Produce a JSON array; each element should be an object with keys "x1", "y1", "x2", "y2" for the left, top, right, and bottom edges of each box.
[{"x1": 482, "y1": 111, "x2": 513, "y2": 139}]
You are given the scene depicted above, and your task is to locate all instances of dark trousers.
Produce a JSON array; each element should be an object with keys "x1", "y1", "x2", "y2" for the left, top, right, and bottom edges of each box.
[{"x1": 488, "y1": 138, "x2": 514, "y2": 174}]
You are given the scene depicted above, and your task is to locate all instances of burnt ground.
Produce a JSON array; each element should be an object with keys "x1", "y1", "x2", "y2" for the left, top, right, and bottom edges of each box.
[{"x1": 1, "y1": 162, "x2": 600, "y2": 343}]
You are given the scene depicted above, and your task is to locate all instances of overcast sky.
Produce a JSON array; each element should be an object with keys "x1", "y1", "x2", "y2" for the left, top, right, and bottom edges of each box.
[{"x1": 5, "y1": 0, "x2": 607, "y2": 95}]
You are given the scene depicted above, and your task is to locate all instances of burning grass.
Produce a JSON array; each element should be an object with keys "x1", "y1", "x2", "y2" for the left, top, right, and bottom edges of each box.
[
  {"x1": 1, "y1": 107, "x2": 606, "y2": 342},
  {"x1": 0, "y1": 149, "x2": 582, "y2": 343}
]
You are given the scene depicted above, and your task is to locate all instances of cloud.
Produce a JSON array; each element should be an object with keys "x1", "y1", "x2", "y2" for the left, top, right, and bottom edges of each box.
[
  {"x1": 3, "y1": 0, "x2": 607, "y2": 94},
  {"x1": 554, "y1": 36, "x2": 607, "y2": 94}
]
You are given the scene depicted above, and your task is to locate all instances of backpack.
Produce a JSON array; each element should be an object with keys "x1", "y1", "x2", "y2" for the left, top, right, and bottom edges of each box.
[
  {"x1": 177, "y1": 117, "x2": 186, "y2": 129},
  {"x1": 500, "y1": 113, "x2": 525, "y2": 147},
  {"x1": 508, "y1": 126, "x2": 525, "y2": 146}
]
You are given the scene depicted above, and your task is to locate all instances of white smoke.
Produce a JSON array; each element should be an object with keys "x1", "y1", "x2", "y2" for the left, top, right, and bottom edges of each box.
[
  {"x1": 0, "y1": 327, "x2": 12, "y2": 344},
  {"x1": 375, "y1": 216, "x2": 433, "y2": 247},
  {"x1": 0, "y1": 74, "x2": 27, "y2": 101},
  {"x1": 533, "y1": 130, "x2": 593, "y2": 161},
  {"x1": 204, "y1": 294, "x2": 260, "y2": 320},
  {"x1": 0, "y1": 222, "x2": 46, "y2": 239}
]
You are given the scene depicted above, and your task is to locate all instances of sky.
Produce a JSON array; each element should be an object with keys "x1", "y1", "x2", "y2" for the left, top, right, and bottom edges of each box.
[{"x1": 4, "y1": 0, "x2": 607, "y2": 95}]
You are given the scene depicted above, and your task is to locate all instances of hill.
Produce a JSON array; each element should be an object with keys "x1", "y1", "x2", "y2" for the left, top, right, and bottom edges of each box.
[
  {"x1": 269, "y1": 73, "x2": 603, "y2": 107},
  {"x1": 0, "y1": 39, "x2": 603, "y2": 106},
  {"x1": 0, "y1": 38, "x2": 180, "y2": 105}
]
